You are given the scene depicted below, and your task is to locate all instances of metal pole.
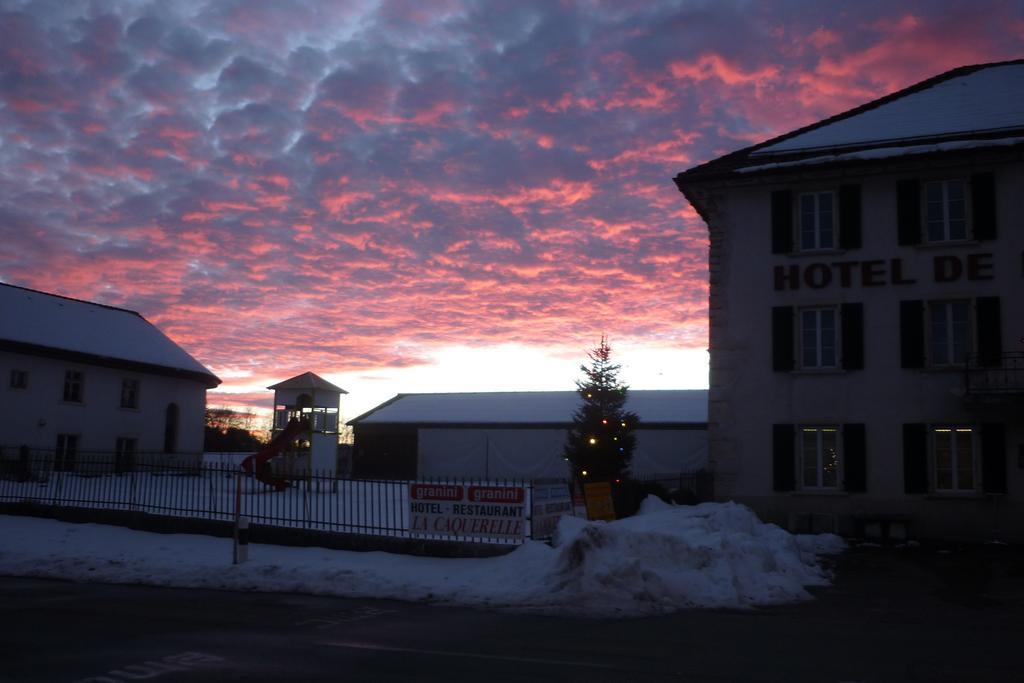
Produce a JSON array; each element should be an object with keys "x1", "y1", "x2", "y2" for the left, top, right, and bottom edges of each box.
[{"x1": 233, "y1": 471, "x2": 241, "y2": 565}]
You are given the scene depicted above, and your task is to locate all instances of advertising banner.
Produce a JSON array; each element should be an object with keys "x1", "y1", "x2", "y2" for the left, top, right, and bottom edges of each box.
[
  {"x1": 530, "y1": 480, "x2": 573, "y2": 539},
  {"x1": 409, "y1": 482, "x2": 527, "y2": 541}
]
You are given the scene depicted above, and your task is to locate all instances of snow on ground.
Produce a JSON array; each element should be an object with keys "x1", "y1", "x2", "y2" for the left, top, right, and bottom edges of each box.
[{"x1": 0, "y1": 499, "x2": 844, "y2": 618}]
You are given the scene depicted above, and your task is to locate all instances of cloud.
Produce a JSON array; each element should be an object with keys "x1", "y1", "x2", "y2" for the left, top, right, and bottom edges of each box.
[{"x1": 1, "y1": 0, "x2": 1019, "y2": 414}]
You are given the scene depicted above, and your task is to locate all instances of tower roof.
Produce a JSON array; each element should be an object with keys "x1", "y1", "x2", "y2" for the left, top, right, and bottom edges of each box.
[{"x1": 268, "y1": 371, "x2": 347, "y2": 394}]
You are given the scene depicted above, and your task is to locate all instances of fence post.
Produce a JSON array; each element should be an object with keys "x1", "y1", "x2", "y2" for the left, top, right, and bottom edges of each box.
[
  {"x1": 129, "y1": 466, "x2": 136, "y2": 512},
  {"x1": 234, "y1": 515, "x2": 249, "y2": 564},
  {"x1": 50, "y1": 468, "x2": 62, "y2": 510}
]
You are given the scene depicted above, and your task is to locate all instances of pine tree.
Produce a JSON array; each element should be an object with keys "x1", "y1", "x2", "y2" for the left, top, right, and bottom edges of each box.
[{"x1": 564, "y1": 336, "x2": 638, "y2": 481}]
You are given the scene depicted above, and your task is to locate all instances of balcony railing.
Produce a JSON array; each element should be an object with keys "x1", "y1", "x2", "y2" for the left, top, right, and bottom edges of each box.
[{"x1": 964, "y1": 352, "x2": 1024, "y2": 397}]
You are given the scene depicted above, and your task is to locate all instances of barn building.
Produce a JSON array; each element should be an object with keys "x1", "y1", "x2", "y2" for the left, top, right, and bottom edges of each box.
[
  {"x1": 349, "y1": 390, "x2": 707, "y2": 480},
  {"x1": 675, "y1": 60, "x2": 1024, "y2": 540},
  {"x1": 0, "y1": 284, "x2": 220, "y2": 472}
]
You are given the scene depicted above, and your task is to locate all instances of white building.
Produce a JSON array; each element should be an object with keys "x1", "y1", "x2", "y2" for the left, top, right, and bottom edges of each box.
[
  {"x1": 349, "y1": 390, "x2": 708, "y2": 480},
  {"x1": 675, "y1": 60, "x2": 1024, "y2": 540},
  {"x1": 0, "y1": 284, "x2": 220, "y2": 471}
]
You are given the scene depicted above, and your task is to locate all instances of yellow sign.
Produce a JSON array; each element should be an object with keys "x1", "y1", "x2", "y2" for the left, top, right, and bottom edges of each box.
[{"x1": 583, "y1": 482, "x2": 616, "y2": 521}]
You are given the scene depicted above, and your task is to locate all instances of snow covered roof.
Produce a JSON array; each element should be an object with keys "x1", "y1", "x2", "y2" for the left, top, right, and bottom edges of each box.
[
  {"x1": 0, "y1": 283, "x2": 220, "y2": 387},
  {"x1": 349, "y1": 390, "x2": 708, "y2": 426},
  {"x1": 754, "y1": 62, "x2": 1024, "y2": 155},
  {"x1": 675, "y1": 60, "x2": 1024, "y2": 187},
  {"x1": 268, "y1": 372, "x2": 347, "y2": 394}
]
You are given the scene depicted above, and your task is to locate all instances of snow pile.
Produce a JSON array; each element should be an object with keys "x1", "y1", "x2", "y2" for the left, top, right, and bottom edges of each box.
[
  {"x1": 0, "y1": 500, "x2": 843, "y2": 617},
  {"x1": 541, "y1": 499, "x2": 842, "y2": 614}
]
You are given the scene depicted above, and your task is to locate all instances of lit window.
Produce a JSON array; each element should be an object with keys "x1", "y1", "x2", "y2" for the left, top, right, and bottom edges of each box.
[
  {"x1": 120, "y1": 379, "x2": 139, "y2": 409},
  {"x1": 933, "y1": 427, "x2": 974, "y2": 492},
  {"x1": 801, "y1": 427, "x2": 839, "y2": 489},
  {"x1": 928, "y1": 301, "x2": 969, "y2": 366},
  {"x1": 799, "y1": 192, "x2": 835, "y2": 250},
  {"x1": 800, "y1": 308, "x2": 838, "y2": 369},
  {"x1": 63, "y1": 371, "x2": 83, "y2": 403},
  {"x1": 925, "y1": 180, "x2": 967, "y2": 242}
]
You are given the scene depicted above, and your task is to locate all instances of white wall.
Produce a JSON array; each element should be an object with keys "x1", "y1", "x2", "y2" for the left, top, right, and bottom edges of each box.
[
  {"x1": 417, "y1": 427, "x2": 708, "y2": 479},
  {"x1": 631, "y1": 430, "x2": 708, "y2": 475},
  {"x1": 0, "y1": 350, "x2": 207, "y2": 456}
]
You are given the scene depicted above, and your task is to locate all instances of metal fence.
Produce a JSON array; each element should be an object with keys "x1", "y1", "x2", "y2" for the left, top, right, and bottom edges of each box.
[
  {"x1": 638, "y1": 470, "x2": 714, "y2": 503},
  {"x1": 965, "y1": 351, "x2": 1024, "y2": 396},
  {"x1": 0, "y1": 450, "x2": 534, "y2": 545},
  {"x1": 0, "y1": 449, "x2": 712, "y2": 546}
]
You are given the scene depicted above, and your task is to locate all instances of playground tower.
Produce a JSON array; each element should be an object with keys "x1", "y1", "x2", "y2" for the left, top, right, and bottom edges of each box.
[{"x1": 268, "y1": 372, "x2": 347, "y2": 474}]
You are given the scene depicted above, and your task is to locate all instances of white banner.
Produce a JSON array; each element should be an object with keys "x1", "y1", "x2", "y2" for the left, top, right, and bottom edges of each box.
[{"x1": 409, "y1": 482, "x2": 527, "y2": 541}]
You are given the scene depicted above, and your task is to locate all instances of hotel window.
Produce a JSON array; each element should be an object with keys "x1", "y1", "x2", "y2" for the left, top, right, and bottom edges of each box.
[
  {"x1": 55, "y1": 434, "x2": 78, "y2": 472},
  {"x1": 773, "y1": 303, "x2": 863, "y2": 372},
  {"x1": 904, "y1": 423, "x2": 1006, "y2": 495},
  {"x1": 771, "y1": 185, "x2": 861, "y2": 254},
  {"x1": 799, "y1": 307, "x2": 838, "y2": 369},
  {"x1": 120, "y1": 379, "x2": 139, "y2": 409},
  {"x1": 9, "y1": 369, "x2": 28, "y2": 389},
  {"x1": 901, "y1": 297, "x2": 1001, "y2": 369},
  {"x1": 799, "y1": 192, "x2": 835, "y2": 250},
  {"x1": 927, "y1": 301, "x2": 970, "y2": 367},
  {"x1": 773, "y1": 423, "x2": 865, "y2": 492},
  {"x1": 897, "y1": 173, "x2": 996, "y2": 245},
  {"x1": 932, "y1": 427, "x2": 975, "y2": 492},
  {"x1": 800, "y1": 426, "x2": 840, "y2": 489},
  {"x1": 63, "y1": 370, "x2": 83, "y2": 403},
  {"x1": 925, "y1": 180, "x2": 968, "y2": 242}
]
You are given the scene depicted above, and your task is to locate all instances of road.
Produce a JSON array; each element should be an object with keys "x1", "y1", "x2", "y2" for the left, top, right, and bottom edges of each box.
[{"x1": 2, "y1": 546, "x2": 1023, "y2": 682}]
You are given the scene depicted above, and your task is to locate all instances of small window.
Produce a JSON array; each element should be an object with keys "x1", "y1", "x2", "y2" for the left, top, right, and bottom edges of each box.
[
  {"x1": 115, "y1": 437, "x2": 137, "y2": 473},
  {"x1": 933, "y1": 427, "x2": 975, "y2": 492},
  {"x1": 800, "y1": 307, "x2": 838, "y2": 369},
  {"x1": 925, "y1": 179, "x2": 967, "y2": 242},
  {"x1": 928, "y1": 301, "x2": 970, "y2": 367},
  {"x1": 800, "y1": 426, "x2": 840, "y2": 489},
  {"x1": 63, "y1": 370, "x2": 83, "y2": 403},
  {"x1": 9, "y1": 370, "x2": 28, "y2": 389},
  {"x1": 799, "y1": 192, "x2": 835, "y2": 250},
  {"x1": 55, "y1": 434, "x2": 78, "y2": 472},
  {"x1": 120, "y1": 379, "x2": 139, "y2": 409}
]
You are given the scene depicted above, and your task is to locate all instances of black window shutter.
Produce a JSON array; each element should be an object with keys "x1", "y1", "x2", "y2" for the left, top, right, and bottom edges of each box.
[
  {"x1": 771, "y1": 190, "x2": 793, "y2": 254},
  {"x1": 838, "y1": 184, "x2": 862, "y2": 249},
  {"x1": 896, "y1": 179, "x2": 921, "y2": 246},
  {"x1": 899, "y1": 300, "x2": 925, "y2": 368},
  {"x1": 903, "y1": 423, "x2": 928, "y2": 494},
  {"x1": 981, "y1": 423, "x2": 1007, "y2": 494},
  {"x1": 841, "y1": 303, "x2": 864, "y2": 370},
  {"x1": 772, "y1": 306, "x2": 795, "y2": 372},
  {"x1": 976, "y1": 296, "x2": 1002, "y2": 367},
  {"x1": 773, "y1": 424, "x2": 795, "y2": 492},
  {"x1": 843, "y1": 423, "x2": 866, "y2": 492},
  {"x1": 971, "y1": 172, "x2": 997, "y2": 241}
]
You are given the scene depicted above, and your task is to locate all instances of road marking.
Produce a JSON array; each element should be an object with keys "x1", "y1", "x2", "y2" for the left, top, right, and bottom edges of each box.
[
  {"x1": 318, "y1": 640, "x2": 625, "y2": 670},
  {"x1": 73, "y1": 652, "x2": 225, "y2": 682},
  {"x1": 296, "y1": 606, "x2": 397, "y2": 629}
]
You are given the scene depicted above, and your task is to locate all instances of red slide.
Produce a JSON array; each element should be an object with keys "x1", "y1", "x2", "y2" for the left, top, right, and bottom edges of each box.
[{"x1": 241, "y1": 417, "x2": 310, "y2": 491}]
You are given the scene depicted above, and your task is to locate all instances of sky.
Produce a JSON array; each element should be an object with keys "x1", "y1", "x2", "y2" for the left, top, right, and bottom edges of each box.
[{"x1": 1, "y1": 1, "x2": 1022, "y2": 420}]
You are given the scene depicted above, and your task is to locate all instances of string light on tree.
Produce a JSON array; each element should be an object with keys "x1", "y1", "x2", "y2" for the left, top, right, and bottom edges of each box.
[{"x1": 562, "y1": 336, "x2": 638, "y2": 483}]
